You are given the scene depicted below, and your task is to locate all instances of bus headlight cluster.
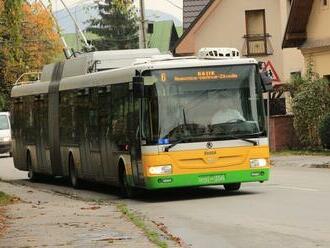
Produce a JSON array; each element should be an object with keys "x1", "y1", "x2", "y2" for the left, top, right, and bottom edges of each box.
[
  {"x1": 1, "y1": 137, "x2": 11, "y2": 142},
  {"x1": 149, "y1": 165, "x2": 172, "y2": 175},
  {"x1": 250, "y1": 159, "x2": 267, "y2": 168}
]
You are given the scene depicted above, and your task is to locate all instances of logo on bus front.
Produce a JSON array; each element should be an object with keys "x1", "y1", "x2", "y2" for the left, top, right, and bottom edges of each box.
[{"x1": 206, "y1": 142, "x2": 213, "y2": 149}]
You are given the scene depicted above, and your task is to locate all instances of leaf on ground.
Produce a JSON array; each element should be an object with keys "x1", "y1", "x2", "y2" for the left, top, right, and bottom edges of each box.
[
  {"x1": 10, "y1": 197, "x2": 21, "y2": 204},
  {"x1": 152, "y1": 220, "x2": 185, "y2": 246},
  {"x1": 81, "y1": 206, "x2": 101, "y2": 210}
]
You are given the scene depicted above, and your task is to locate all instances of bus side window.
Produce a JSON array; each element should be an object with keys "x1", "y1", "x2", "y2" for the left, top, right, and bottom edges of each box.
[
  {"x1": 98, "y1": 86, "x2": 111, "y2": 133},
  {"x1": 60, "y1": 91, "x2": 73, "y2": 144},
  {"x1": 111, "y1": 83, "x2": 129, "y2": 145},
  {"x1": 25, "y1": 96, "x2": 34, "y2": 142},
  {"x1": 89, "y1": 89, "x2": 99, "y2": 128},
  {"x1": 75, "y1": 88, "x2": 89, "y2": 143}
]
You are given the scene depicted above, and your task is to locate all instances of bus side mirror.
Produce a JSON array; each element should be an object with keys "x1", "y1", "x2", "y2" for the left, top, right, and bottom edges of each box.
[
  {"x1": 133, "y1": 76, "x2": 144, "y2": 98},
  {"x1": 260, "y1": 72, "x2": 273, "y2": 92}
]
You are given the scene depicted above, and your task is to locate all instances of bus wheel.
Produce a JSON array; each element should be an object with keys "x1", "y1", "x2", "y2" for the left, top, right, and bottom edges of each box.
[
  {"x1": 223, "y1": 183, "x2": 241, "y2": 192},
  {"x1": 69, "y1": 155, "x2": 81, "y2": 189},
  {"x1": 27, "y1": 153, "x2": 38, "y2": 181},
  {"x1": 119, "y1": 165, "x2": 136, "y2": 198}
]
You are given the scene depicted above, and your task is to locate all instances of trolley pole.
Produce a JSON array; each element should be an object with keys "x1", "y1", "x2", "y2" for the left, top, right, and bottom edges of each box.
[{"x1": 59, "y1": 0, "x2": 92, "y2": 51}]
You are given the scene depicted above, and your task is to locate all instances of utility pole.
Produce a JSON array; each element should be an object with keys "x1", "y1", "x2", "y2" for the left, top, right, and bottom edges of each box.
[{"x1": 139, "y1": 0, "x2": 147, "y2": 49}]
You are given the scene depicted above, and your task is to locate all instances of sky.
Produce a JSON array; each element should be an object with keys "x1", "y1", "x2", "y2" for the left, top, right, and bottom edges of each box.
[{"x1": 45, "y1": 0, "x2": 183, "y2": 22}]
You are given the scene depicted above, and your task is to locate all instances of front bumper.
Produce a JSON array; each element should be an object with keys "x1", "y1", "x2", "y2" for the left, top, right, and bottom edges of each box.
[
  {"x1": 0, "y1": 142, "x2": 12, "y2": 154},
  {"x1": 145, "y1": 168, "x2": 270, "y2": 189}
]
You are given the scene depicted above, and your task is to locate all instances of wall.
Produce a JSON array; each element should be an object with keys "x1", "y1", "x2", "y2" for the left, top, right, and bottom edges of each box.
[
  {"x1": 303, "y1": 49, "x2": 330, "y2": 77},
  {"x1": 302, "y1": 0, "x2": 330, "y2": 77},
  {"x1": 176, "y1": 0, "x2": 304, "y2": 82},
  {"x1": 269, "y1": 115, "x2": 298, "y2": 151},
  {"x1": 306, "y1": 0, "x2": 330, "y2": 40}
]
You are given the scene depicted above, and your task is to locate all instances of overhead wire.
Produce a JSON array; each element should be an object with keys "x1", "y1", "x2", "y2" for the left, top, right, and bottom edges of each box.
[{"x1": 162, "y1": 0, "x2": 182, "y2": 10}]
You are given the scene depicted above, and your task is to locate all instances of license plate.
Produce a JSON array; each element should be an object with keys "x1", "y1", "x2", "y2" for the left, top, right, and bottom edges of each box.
[{"x1": 198, "y1": 174, "x2": 225, "y2": 184}]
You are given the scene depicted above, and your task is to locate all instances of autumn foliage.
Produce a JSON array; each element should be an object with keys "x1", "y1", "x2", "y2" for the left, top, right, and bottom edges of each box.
[
  {"x1": 21, "y1": 2, "x2": 63, "y2": 71},
  {"x1": 0, "y1": 1, "x2": 63, "y2": 110}
]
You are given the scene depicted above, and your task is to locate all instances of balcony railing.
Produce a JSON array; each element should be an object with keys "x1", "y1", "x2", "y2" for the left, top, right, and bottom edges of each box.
[{"x1": 242, "y1": 33, "x2": 274, "y2": 57}]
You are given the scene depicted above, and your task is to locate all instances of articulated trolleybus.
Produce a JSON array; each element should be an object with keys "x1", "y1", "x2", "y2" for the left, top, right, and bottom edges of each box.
[{"x1": 11, "y1": 47, "x2": 272, "y2": 196}]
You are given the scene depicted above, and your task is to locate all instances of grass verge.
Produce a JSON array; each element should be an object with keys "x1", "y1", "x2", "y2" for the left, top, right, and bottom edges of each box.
[
  {"x1": 272, "y1": 149, "x2": 330, "y2": 156},
  {"x1": 0, "y1": 192, "x2": 12, "y2": 206},
  {"x1": 117, "y1": 203, "x2": 168, "y2": 248},
  {"x1": 0, "y1": 191, "x2": 15, "y2": 236}
]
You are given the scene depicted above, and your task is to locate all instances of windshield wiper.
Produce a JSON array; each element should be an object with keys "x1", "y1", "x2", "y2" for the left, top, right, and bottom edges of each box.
[
  {"x1": 238, "y1": 137, "x2": 258, "y2": 146},
  {"x1": 164, "y1": 139, "x2": 188, "y2": 152}
]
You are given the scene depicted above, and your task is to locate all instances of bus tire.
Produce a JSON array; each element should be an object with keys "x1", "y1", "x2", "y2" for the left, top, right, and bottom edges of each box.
[
  {"x1": 69, "y1": 155, "x2": 82, "y2": 189},
  {"x1": 224, "y1": 183, "x2": 241, "y2": 191},
  {"x1": 119, "y1": 163, "x2": 137, "y2": 198},
  {"x1": 27, "y1": 152, "x2": 39, "y2": 182}
]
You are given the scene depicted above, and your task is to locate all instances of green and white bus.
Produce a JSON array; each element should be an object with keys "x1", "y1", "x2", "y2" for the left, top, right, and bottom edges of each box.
[{"x1": 11, "y1": 48, "x2": 272, "y2": 197}]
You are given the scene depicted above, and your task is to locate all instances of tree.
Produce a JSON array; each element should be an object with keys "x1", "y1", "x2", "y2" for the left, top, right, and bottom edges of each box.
[
  {"x1": 21, "y1": 2, "x2": 63, "y2": 71},
  {"x1": 0, "y1": 1, "x2": 62, "y2": 111},
  {"x1": 87, "y1": 0, "x2": 139, "y2": 50},
  {"x1": 0, "y1": 0, "x2": 24, "y2": 111}
]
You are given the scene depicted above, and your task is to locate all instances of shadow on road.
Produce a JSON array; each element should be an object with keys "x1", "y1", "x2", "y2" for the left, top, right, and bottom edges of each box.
[
  {"x1": 5, "y1": 177, "x2": 261, "y2": 203},
  {"x1": 134, "y1": 187, "x2": 259, "y2": 203}
]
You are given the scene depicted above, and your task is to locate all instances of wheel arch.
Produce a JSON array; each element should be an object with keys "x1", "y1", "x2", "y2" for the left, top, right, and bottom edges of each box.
[
  {"x1": 117, "y1": 154, "x2": 133, "y2": 184},
  {"x1": 67, "y1": 148, "x2": 81, "y2": 177},
  {"x1": 26, "y1": 148, "x2": 31, "y2": 167},
  {"x1": 25, "y1": 146, "x2": 36, "y2": 171}
]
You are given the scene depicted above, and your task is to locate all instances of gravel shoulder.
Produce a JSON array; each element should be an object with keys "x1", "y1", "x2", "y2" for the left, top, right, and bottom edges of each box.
[
  {"x1": 271, "y1": 155, "x2": 330, "y2": 168},
  {"x1": 0, "y1": 181, "x2": 156, "y2": 248}
]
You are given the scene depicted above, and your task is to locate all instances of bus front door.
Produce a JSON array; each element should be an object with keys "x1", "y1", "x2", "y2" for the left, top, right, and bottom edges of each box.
[
  {"x1": 34, "y1": 96, "x2": 48, "y2": 173},
  {"x1": 85, "y1": 89, "x2": 102, "y2": 180},
  {"x1": 129, "y1": 95, "x2": 145, "y2": 186}
]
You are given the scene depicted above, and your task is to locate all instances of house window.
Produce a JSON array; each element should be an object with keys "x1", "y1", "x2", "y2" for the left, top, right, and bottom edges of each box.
[
  {"x1": 290, "y1": 71, "x2": 302, "y2": 79},
  {"x1": 321, "y1": 0, "x2": 329, "y2": 9},
  {"x1": 245, "y1": 9, "x2": 270, "y2": 56}
]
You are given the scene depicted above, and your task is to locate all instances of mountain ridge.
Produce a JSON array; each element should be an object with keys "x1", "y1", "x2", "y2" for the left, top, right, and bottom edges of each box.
[{"x1": 54, "y1": 4, "x2": 182, "y2": 34}]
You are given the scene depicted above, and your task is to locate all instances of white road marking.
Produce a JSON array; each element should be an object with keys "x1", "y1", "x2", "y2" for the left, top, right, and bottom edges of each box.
[{"x1": 271, "y1": 185, "x2": 319, "y2": 192}]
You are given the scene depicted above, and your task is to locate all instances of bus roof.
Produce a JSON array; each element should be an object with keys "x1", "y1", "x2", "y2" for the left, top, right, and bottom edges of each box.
[{"x1": 11, "y1": 51, "x2": 258, "y2": 98}]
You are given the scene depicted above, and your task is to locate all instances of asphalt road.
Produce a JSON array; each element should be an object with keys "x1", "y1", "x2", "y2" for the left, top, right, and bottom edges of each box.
[{"x1": 1, "y1": 154, "x2": 330, "y2": 248}]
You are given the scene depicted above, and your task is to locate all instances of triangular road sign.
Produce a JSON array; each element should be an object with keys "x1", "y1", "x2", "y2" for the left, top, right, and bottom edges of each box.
[{"x1": 265, "y1": 61, "x2": 280, "y2": 82}]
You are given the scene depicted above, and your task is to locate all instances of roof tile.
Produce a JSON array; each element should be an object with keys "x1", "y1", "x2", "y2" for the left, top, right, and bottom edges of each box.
[{"x1": 183, "y1": 0, "x2": 211, "y2": 30}]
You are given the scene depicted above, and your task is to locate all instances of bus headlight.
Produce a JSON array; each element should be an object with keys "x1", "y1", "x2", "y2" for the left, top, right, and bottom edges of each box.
[
  {"x1": 2, "y1": 137, "x2": 11, "y2": 142},
  {"x1": 149, "y1": 165, "x2": 172, "y2": 175},
  {"x1": 250, "y1": 159, "x2": 267, "y2": 168}
]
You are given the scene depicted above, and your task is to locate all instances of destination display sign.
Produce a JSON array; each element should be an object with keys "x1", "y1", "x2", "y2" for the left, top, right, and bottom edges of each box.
[
  {"x1": 156, "y1": 69, "x2": 241, "y2": 83},
  {"x1": 174, "y1": 71, "x2": 239, "y2": 82}
]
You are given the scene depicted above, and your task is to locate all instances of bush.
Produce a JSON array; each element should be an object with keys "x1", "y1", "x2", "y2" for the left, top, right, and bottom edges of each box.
[
  {"x1": 289, "y1": 60, "x2": 330, "y2": 148},
  {"x1": 292, "y1": 78, "x2": 330, "y2": 147},
  {"x1": 0, "y1": 94, "x2": 5, "y2": 111},
  {"x1": 319, "y1": 113, "x2": 330, "y2": 149}
]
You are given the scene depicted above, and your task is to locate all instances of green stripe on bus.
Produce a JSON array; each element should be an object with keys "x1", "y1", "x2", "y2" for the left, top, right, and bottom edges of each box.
[{"x1": 144, "y1": 169, "x2": 270, "y2": 189}]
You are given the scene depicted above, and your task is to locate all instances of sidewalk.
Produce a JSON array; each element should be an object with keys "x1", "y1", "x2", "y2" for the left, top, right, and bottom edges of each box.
[
  {"x1": 0, "y1": 181, "x2": 156, "y2": 248},
  {"x1": 271, "y1": 155, "x2": 330, "y2": 168}
]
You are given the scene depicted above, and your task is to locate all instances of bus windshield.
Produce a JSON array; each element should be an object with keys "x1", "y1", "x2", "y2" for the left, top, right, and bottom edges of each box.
[
  {"x1": 0, "y1": 115, "x2": 10, "y2": 130},
  {"x1": 145, "y1": 65, "x2": 266, "y2": 145}
]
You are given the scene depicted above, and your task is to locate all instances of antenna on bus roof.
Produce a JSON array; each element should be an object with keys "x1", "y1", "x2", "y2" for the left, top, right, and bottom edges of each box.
[{"x1": 59, "y1": 0, "x2": 95, "y2": 53}]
